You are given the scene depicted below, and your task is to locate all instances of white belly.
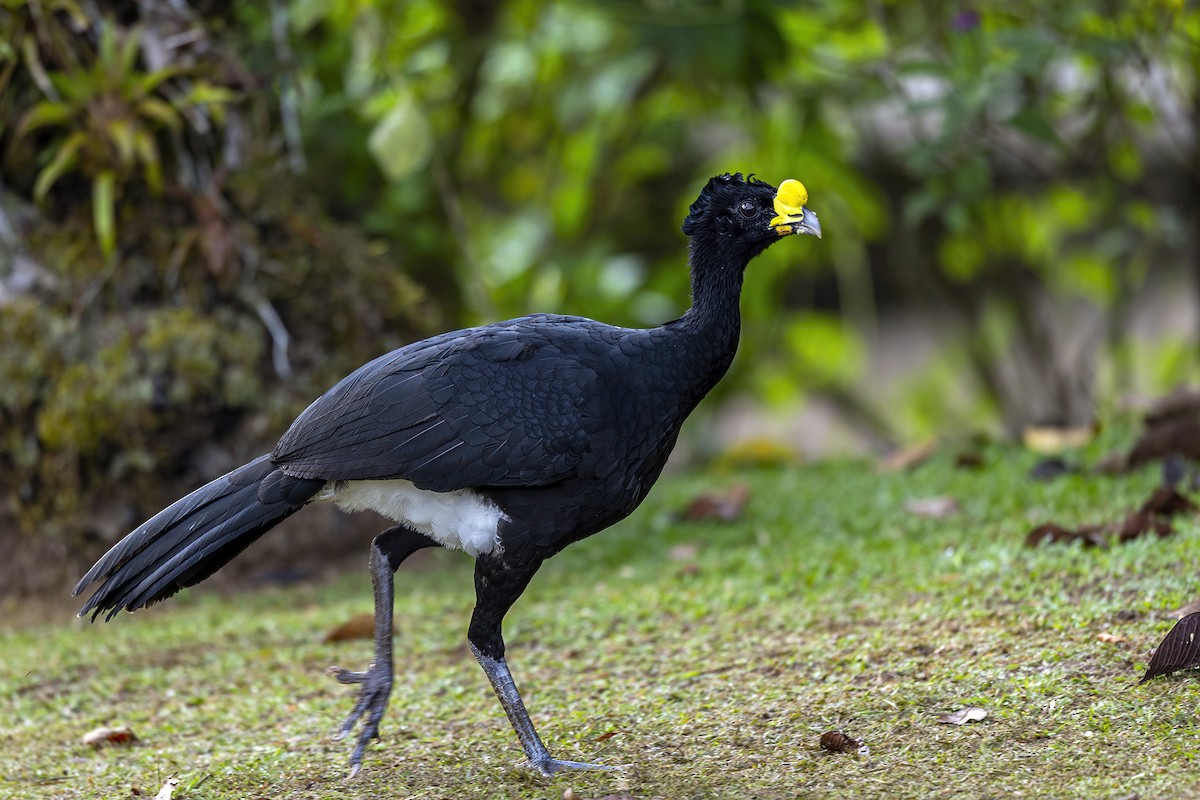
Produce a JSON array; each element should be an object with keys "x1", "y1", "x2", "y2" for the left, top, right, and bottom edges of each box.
[{"x1": 318, "y1": 479, "x2": 505, "y2": 557}]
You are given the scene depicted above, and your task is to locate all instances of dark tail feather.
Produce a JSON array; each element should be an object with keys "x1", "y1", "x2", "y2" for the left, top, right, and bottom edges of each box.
[{"x1": 73, "y1": 455, "x2": 325, "y2": 621}]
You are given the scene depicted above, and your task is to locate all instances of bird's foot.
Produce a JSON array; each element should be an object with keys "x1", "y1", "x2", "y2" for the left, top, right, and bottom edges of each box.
[
  {"x1": 325, "y1": 663, "x2": 393, "y2": 777},
  {"x1": 530, "y1": 756, "x2": 620, "y2": 777}
]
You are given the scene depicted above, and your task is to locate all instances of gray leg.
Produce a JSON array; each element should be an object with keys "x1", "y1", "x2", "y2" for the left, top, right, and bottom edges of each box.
[
  {"x1": 469, "y1": 554, "x2": 618, "y2": 776},
  {"x1": 470, "y1": 643, "x2": 617, "y2": 776},
  {"x1": 327, "y1": 527, "x2": 435, "y2": 777}
]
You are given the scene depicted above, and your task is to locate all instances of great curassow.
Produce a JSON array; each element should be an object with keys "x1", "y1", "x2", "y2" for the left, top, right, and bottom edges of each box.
[{"x1": 74, "y1": 173, "x2": 821, "y2": 776}]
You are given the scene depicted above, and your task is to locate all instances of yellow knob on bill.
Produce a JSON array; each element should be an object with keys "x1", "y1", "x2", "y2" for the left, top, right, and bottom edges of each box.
[{"x1": 773, "y1": 179, "x2": 808, "y2": 217}]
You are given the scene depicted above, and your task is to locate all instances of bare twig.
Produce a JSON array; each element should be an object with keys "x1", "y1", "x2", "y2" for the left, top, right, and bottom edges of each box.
[{"x1": 270, "y1": 0, "x2": 306, "y2": 174}]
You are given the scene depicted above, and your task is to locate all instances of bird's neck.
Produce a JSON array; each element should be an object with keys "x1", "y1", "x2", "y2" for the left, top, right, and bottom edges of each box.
[{"x1": 674, "y1": 238, "x2": 748, "y2": 384}]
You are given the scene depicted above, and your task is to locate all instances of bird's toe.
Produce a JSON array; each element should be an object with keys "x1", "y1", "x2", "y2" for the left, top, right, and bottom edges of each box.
[{"x1": 531, "y1": 756, "x2": 621, "y2": 776}]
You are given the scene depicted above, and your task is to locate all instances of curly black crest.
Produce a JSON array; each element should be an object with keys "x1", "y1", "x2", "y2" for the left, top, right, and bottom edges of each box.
[{"x1": 681, "y1": 172, "x2": 775, "y2": 236}]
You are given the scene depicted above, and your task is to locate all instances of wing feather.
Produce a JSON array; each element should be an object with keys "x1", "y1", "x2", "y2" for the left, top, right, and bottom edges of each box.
[{"x1": 272, "y1": 317, "x2": 601, "y2": 491}]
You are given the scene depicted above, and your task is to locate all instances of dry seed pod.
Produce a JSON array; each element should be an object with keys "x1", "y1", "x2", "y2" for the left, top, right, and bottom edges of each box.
[{"x1": 819, "y1": 730, "x2": 867, "y2": 755}]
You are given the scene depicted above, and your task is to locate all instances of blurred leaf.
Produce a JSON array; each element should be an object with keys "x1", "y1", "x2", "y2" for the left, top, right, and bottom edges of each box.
[
  {"x1": 1046, "y1": 187, "x2": 1092, "y2": 229},
  {"x1": 93, "y1": 169, "x2": 116, "y2": 256},
  {"x1": 116, "y1": 24, "x2": 142, "y2": 75},
  {"x1": 32, "y1": 131, "x2": 85, "y2": 202},
  {"x1": 134, "y1": 129, "x2": 162, "y2": 193},
  {"x1": 784, "y1": 312, "x2": 864, "y2": 387},
  {"x1": 1059, "y1": 253, "x2": 1116, "y2": 302},
  {"x1": 1108, "y1": 140, "x2": 1143, "y2": 181},
  {"x1": 17, "y1": 100, "x2": 74, "y2": 136},
  {"x1": 367, "y1": 93, "x2": 432, "y2": 182},
  {"x1": 133, "y1": 65, "x2": 189, "y2": 97},
  {"x1": 136, "y1": 97, "x2": 183, "y2": 131},
  {"x1": 96, "y1": 21, "x2": 118, "y2": 68},
  {"x1": 108, "y1": 118, "x2": 137, "y2": 167},
  {"x1": 938, "y1": 234, "x2": 985, "y2": 282},
  {"x1": 1008, "y1": 106, "x2": 1059, "y2": 146},
  {"x1": 178, "y1": 81, "x2": 239, "y2": 107}
]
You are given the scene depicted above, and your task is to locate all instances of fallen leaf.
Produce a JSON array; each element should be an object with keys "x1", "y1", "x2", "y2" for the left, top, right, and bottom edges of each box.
[
  {"x1": 1094, "y1": 450, "x2": 1129, "y2": 475},
  {"x1": 903, "y1": 496, "x2": 959, "y2": 519},
  {"x1": 954, "y1": 451, "x2": 984, "y2": 470},
  {"x1": 1168, "y1": 599, "x2": 1200, "y2": 620},
  {"x1": 877, "y1": 440, "x2": 937, "y2": 473},
  {"x1": 1140, "y1": 486, "x2": 1197, "y2": 517},
  {"x1": 81, "y1": 725, "x2": 137, "y2": 747},
  {"x1": 1028, "y1": 456, "x2": 1076, "y2": 482},
  {"x1": 1097, "y1": 632, "x2": 1128, "y2": 644},
  {"x1": 1025, "y1": 522, "x2": 1108, "y2": 549},
  {"x1": 593, "y1": 730, "x2": 621, "y2": 742},
  {"x1": 1026, "y1": 485, "x2": 1197, "y2": 549},
  {"x1": 680, "y1": 483, "x2": 750, "y2": 522},
  {"x1": 324, "y1": 613, "x2": 394, "y2": 644},
  {"x1": 718, "y1": 437, "x2": 797, "y2": 467},
  {"x1": 937, "y1": 707, "x2": 988, "y2": 725},
  {"x1": 153, "y1": 778, "x2": 179, "y2": 800},
  {"x1": 1141, "y1": 612, "x2": 1200, "y2": 683},
  {"x1": 1022, "y1": 424, "x2": 1093, "y2": 453},
  {"x1": 668, "y1": 543, "x2": 699, "y2": 561},
  {"x1": 1128, "y1": 390, "x2": 1200, "y2": 470},
  {"x1": 819, "y1": 730, "x2": 868, "y2": 755}
]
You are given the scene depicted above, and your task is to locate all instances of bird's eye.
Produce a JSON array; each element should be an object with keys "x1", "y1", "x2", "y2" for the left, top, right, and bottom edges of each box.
[{"x1": 738, "y1": 200, "x2": 758, "y2": 219}]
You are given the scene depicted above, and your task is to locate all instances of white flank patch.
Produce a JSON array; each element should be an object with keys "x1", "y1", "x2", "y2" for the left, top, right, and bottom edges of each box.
[{"x1": 319, "y1": 480, "x2": 504, "y2": 556}]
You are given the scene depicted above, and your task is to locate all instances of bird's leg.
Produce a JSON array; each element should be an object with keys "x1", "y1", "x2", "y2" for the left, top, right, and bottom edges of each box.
[
  {"x1": 469, "y1": 555, "x2": 618, "y2": 777},
  {"x1": 328, "y1": 526, "x2": 436, "y2": 777}
]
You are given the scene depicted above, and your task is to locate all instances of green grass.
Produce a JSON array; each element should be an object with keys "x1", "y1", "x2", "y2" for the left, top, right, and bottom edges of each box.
[{"x1": 4, "y1": 441, "x2": 1199, "y2": 800}]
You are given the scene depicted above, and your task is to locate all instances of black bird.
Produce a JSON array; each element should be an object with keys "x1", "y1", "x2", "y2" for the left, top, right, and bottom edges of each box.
[{"x1": 73, "y1": 173, "x2": 821, "y2": 776}]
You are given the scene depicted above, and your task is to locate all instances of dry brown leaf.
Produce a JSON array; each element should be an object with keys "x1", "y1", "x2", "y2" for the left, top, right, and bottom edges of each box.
[
  {"x1": 1022, "y1": 424, "x2": 1094, "y2": 453},
  {"x1": 668, "y1": 543, "x2": 699, "y2": 561},
  {"x1": 81, "y1": 725, "x2": 137, "y2": 747},
  {"x1": 593, "y1": 729, "x2": 621, "y2": 742},
  {"x1": 1028, "y1": 456, "x2": 1076, "y2": 482},
  {"x1": 324, "y1": 613, "x2": 395, "y2": 644},
  {"x1": 1097, "y1": 632, "x2": 1128, "y2": 644},
  {"x1": 954, "y1": 451, "x2": 985, "y2": 470},
  {"x1": 1026, "y1": 485, "x2": 1196, "y2": 549},
  {"x1": 1141, "y1": 612, "x2": 1200, "y2": 683},
  {"x1": 153, "y1": 778, "x2": 179, "y2": 800},
  {"x1": 903, "y1": 496, "x2": 960, "y2": 519},
  {"x1": 877, "y1": 440, "x2": 937, "y2": 473},
  {"x1": 680, "y1": 483, "x2": 750, "y2": 522},
  {"x1": 937, "y1": 707, "x2": 988, "y2": 725},
  {"x1": 819, "y1": 730, "x2": 868, "y2": 755},
  {"x1": 1128, "y1": 393, "x2": 1200, "y2": 470},
  {"x1": 1169, "y1": 599, "x2": 1200, "y2": 619}
]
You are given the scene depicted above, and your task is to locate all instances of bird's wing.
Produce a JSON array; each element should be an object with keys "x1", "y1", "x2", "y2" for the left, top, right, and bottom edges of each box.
[{"x1": 271, "y1": 318, "x2": 602, "y2": 491}]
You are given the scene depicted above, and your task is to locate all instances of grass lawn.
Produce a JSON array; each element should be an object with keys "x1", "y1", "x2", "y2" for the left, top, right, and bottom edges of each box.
[{"x1": 3, "y1": 437, "x2": 1199, "y2": 799}]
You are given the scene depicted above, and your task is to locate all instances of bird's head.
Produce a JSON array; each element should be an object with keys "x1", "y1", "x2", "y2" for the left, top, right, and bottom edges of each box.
[{"x1": 681, "y1": 173, "x2": 821, "y2": 261}]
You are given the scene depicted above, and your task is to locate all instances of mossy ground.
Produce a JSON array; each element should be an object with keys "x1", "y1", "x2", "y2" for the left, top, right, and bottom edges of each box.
[{"x1": 3, "y1": 438, "x2": 1199, "y2": 799}]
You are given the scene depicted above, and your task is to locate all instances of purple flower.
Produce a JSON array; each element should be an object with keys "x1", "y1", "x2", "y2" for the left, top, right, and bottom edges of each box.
[{"x1": 953, "y1": 8, "x2": 981, "y2": 31}]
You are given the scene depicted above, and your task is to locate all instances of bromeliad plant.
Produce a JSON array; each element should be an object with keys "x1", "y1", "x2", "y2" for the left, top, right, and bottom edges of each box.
[{"x1": 14, "y1": 19, "x2": 236, "y2": 256}]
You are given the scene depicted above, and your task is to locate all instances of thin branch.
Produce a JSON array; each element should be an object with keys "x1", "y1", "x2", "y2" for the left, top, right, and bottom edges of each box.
[
  {"x1": 250, "y1": 292, "x2": 293, "y2": 379},
  {"x1": 270, "y1": 0, "x2": 305, "y2": 174}
]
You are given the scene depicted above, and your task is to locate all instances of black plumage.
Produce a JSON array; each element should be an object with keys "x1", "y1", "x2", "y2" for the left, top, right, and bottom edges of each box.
[{"x1": 73, "y1": 172, "x2": 821, "y2": 776}]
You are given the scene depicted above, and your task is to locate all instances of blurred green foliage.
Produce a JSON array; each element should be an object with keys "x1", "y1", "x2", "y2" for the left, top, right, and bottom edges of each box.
[{"x1": 0, "y1": 0, "x2": 1197, "y2": 555}]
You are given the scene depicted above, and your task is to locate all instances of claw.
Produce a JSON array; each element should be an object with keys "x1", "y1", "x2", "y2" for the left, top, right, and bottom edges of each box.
[
  {"x1": 532, "y1": 757, "x2": 621, "y2": 777},
  {"x1": 326, "y1": 665, "x2": 369, "y2": 685},
  {"x1": 328, "y1": 662, "x2": 393, "y2": 774}
]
